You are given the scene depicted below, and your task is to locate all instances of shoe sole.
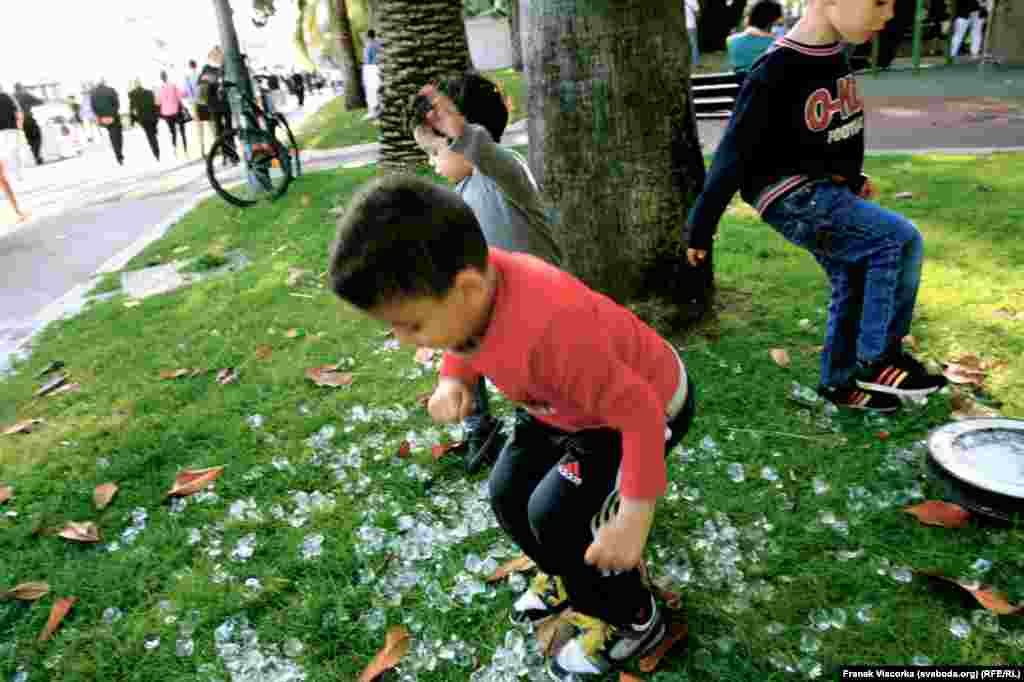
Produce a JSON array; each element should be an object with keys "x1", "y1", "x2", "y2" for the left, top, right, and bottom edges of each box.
[
  {"x1": 545, "y1": 617, "x2": 667, "y2": 680},
  {"x1": 854, "y1": 380, "x2": 942, "y2": 399}
]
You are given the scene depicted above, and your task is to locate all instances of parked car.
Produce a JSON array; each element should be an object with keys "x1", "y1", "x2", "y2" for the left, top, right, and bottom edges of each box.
[{"x1": 32, "y1": 101, "x2": 87, "y2": 162}]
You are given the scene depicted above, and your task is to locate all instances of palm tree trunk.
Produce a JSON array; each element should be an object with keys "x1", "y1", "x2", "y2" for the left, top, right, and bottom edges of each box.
[
  {"x1": 333, "y1": 0, "x2": 367, "y2": 109},
  {"x1": 377, "y1": 0, "x2": 472, "y2": 171},
  {"x1": 524, "y1": 0, "x2": 711, "y2": 321},
  {"x1": 510, "y1": 0, "x2": 523, "y2": 71}
]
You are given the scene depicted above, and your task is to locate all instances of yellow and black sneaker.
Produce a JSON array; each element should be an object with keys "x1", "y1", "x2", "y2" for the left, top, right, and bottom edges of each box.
[
  {"x1": 855, "y1": 352, "x2": 947, "y2": 399},
  {"x1": 818, "y1": 384, "x2": 901, "y2": 412},
  {"x1": 547, "y1": 596, "x2": 666, "y2": 680},
  {"x1": 510, "y1": 572, "x2": 569, "y2": 626}
]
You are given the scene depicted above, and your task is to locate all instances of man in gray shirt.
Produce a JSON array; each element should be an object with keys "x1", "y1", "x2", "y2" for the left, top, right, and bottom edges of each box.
[{"x1": 414, "y1": 74, "x2": 562, "y2": 472}]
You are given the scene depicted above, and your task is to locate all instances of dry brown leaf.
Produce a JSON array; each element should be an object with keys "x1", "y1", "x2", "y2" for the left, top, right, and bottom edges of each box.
[
  {"x1": 486, "y1": 555, "x2": 536, "y2": 583},
  {"x1": 536, "y1": 611, "x2": 577, "y2": 657},
  {"x1": 167, "y1": 466, "x2": 225, "y2": 497},
  {"x1": 358, "y1": 625, "x2": 411, "y2": 682},
  {"x1": 431, "y1": 441, "x2": 465, "y2": 461},
  {"x1": 943, "y1": 363, "x2": 987, "y2": 386},
  {"x1": 57, "y1": 521, "x2": 101, "y2": 543},
  {"x1": 915, "y1": 570, "x2": 1024, "y2": 615},
  {"x1": 4, "y1": 418, "x2": 44, "y2": 435},
  {"x1": 950, "y1": 393, "x2": 1000, "y2": 420},
  {"x1": 0, "y1": 581, "x2": 50, "y2": 601},
  {"x1": 160, "y1": 368, "x2": 191, "y2": 380},
  {"x1": 397, "y1": 441, "x2": 411, "y2": 458},
  {"x1": 286, "y1": 328, "x2": 305, "y2": 339},
  {"x1": 305, "y1": 366, "x2": 354, "y2": 388},
  {"x1": 49, "y1": 382, "x2": 81, "y2": 396},
  {"x1": 38, "y1": 596, "x2": 77, "y2": 642},
  {"x1": 190, "y1": 368, "x2": 207, "y2": 377},
  {"x1": 300, "y1": 194, "x2": 312, "y2": 207},
  {"x1": 0, "y1": 485, "x2": 11, "y2": 503},
  {"x1": 638, "y1": 617, "x2": 689, "y2": 672},
  {"x1": 769, "y1": 348, "x2": 790, "y2": 367},
  {"x1": 94, "y1": 483, "x2": 119, "y2": 511},
  {"x1": 255, "y1": 345, "x2": 274, "y2": 360},
  {"x1": 903, "y1": 500, "x2": 971, "y2": 528},
  {"x1": 216, "y1": 368, "x2": 239, "y2": 385},
  {"x1": 893, "y1": 191, "x2": 915, "y2": 199},
  {"x1": 952, "y1": 354, "x2": 984, "y2": 370},
  {"x1": 621, "y1": 673, "x2": 646, "y2": 682}
]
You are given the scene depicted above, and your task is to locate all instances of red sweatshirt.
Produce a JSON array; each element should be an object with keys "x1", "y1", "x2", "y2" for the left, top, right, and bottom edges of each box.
[{"x1": 440, "y1": 248, "x2": 682, "y2": 499}]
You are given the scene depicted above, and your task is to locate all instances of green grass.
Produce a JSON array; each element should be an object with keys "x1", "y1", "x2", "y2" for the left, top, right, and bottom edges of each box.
[
  {"x1": 296, "y1": 69, "x2": 527, "y2": 151},
  {"x1": 2, "y1": 153, "x2": 1024, "y2": 681},
  {"x1": 87, "y1": 273, "x2": 122, "y2": 297}
]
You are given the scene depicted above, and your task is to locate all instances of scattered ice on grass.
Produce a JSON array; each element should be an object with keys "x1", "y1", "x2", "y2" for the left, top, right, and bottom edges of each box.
[
  {"x1": 228, "y1": 498, "x2": 264, "y2": 523},
  {"x1": 727, "y1": 463, "x2": 745, "y2": 483},
  {"x1": 681, "y1": 486, "x2": 701, "y2": 502},
  {"x1": 829, "y1": 608, "x2": 847, "y2": 629},
  {"x1": 837, "y1": 549, "x2": 865, "y2": 562},
  {"x1": 176, "y1": 638, "x2": 194, "y2": 657},
  {"x1": 970, "y1": 558, "x2": 993, "y2": 575},
  {"x1": 855, "y1": 605, "x2": 875, "y2": 624},
  {"x1": 362, "y1": 608, "x2": 386, "y2": 631},
  {"x1": 246, "y1": 415, "x2": 265, "y2": 429},
  {"x1": 810, "y1": 609, "x2": 832, "y2": 632},
  {"x1": 760, "y1": 467, "x2": 780, "y2": 482},
  {"x1": 144, "y1": 635, "x2": 161, "y2": 651},
  {"x1": 301, "y1": 534, "x2": 324, "y2": 560},
  {"x1": 799, "y1": 631, "x2": 820, "y2": 654},
  {"x1": 765, "y1": 622, "x2": 786, "y2": 636},
  {"x1": 949, "y1": 616, "x2": 972, "y2": 639},
  {"x1": 798, "y1": 659, "x2": 824, "y2": 679},
  {"x1": 508, "y1": 572, "x2": 527, "y2": 592},
  {"x1": 971, "y1": 609, "x2": 1000, "y2": 633},
  {"x1": 283, "y1": 638, "x2": 305, "y2": 658},
  {"x1": 812, "y1": 477, "x2": 831, "y2": 495},
  {"x1": 188, "y1": 528, "x2": 202, "y2": 545},
  {"x1": 97, "y1": 457, "x2": 111, "y2": 469},
  {"x1": 230, "y1": 533, "x2": 258, "y2": 562},
  {"x1": 244, "y1": 578, "x2": 263, "y2": 593},
  {"x1": 271, "y1": 456, "x2": 292, "y2": 471},
  {"x1": 911, "y1": 655, "x2": 933, "y2": 666},
  {"x1": 817, "y1": 510, "x2": 837, "y2": 527},
  {"x1": 102, "y1": 607, "x2": 123, "y2": 625},
  {"x1": 790, "y1": 381, "x2": 822, "y2": 407},
  {"x1": 889, "y1": 566, "x2": 913, "y2": 584},
  {"x1": 170, "y1": 497, "x2": 188, "y2": 514},
  {"x1": 11, "y1": 668, "x2": 27, "y2": 682}
]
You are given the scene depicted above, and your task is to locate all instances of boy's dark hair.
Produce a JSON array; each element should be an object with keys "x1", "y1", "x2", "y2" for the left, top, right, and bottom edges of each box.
[
  {"x1": 189, "y1": 60, "x2": 197, "y2": 69},
  {"x1": 367, "y1": 29, "x2": 376, "y2": 39},
  {"x1": 749, "y1": 0, "x2": 783, "y2": 30},
  {"x1": 446, "y1": 71, "x2": 509, "y2": 142},
  {"x1": 329, "y1": 174, "x2": 489, "y2": 310}
]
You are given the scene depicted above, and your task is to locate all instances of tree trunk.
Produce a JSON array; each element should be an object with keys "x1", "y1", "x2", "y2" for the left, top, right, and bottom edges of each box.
[
  {"x1": 699, "y1": 0, "x2": 749, "y2": 52},
  {"x1": 990, "y1": 0, "x2": 1024, "y2": 65},
  {"x1": 366, "y1": 0, "x2": 379, "y2": 26},
  {"x1": 510, "y1": 0, "x2": 524, "y2": 71},
  {"x1": 334, "y1": 0, "x2": 368, "y2": 109},
  {"x1": 377, "y1": 0, "x2": 472, "y2": 171},
  {"x1": 524, "y1": 0, "x2": 711, "y2": 321}
]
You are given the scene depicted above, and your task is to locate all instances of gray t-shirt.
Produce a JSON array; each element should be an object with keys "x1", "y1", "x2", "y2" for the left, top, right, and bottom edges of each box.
[{"x1": 450, "y1": 123, "x2": 563, "y2": 267}]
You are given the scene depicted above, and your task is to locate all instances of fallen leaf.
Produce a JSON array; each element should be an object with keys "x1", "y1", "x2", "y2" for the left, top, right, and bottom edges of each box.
[
  {"x1": 769, "y1": 348, "x2": 790, "y2": 367},
  {"x1": 950, "y1": 393, "x2": 1000, "y2": 420},
  {"x1": 0, "y1": 581, "x2": 50, "y2": 601},
  {"x1": 952, "y1": 354, "x2": 984, "y2": 370},
  {"x1": 160, "y1": 368, "x2": 191, "y2": 380},
  {"x1": 216, "y1": 368, "x2": 239, "y2": 385},
  {"x1": 35, "y1": 374, "x2": 68, "y2": 397},
  {"x1": 49, "y1": 382, "x2": 81, "y2": 396},
  {"x1": 3, "y1": 419, "x2": 43, "y2": 435},
  {"x1": 904, "y1": 501, "x2": 971, "y2": 528},
  {"x1": 915, "y1": 570, "x2": 1024, "y2": 615},
  {"x1": 398, "y1": 441, "x2": 411, "y2": 458},
  {"x1": 300, "y1": 194, "x2": 312, "y2": 207},
  {"x1": 414, "y1": 347, "x2": 435, "y2": 364},
  {"x1": 621, "y1": 673, "x2": 645, "y2": 682},
  {"x1": 893, "y1": 191, "x2": 915, "y2": 199},
  {"x1": 190, "y1": 368, "x2": 207, "y2": 377},
  {"x1": 902, "y1": 335, "x2": 919, "y2": 351},
  {"x1": 536, "y1": 611, "x2": 577, "y2": 657},
  {"x1": 943, "y1": 363, "x2": 987, "y2": 386},
  {"x1": 431, "y1": 441, "x2": 465, "y2": 461},
  {"x1": 486, "y1": 555, "x2": 536, "y2": 583},
  {"x1": 255, "y1": 345, "x2": 274, "y2": 360},
  {"x1": 878, "y1": 431, "x2": 891, "y2": 440},
  {"x1": 305, "y1": 366, "x2": 354, "y2": 387},
  {"x1": 286, "y1": 268, "x2": 310, "y2": 287},
  {"x1": 167, "y1": 466, "x2": 225, "y2": 497},
  {"x1": 358, "y1": 625, "x2": 410, "y2": 682},
  {"x1": 38, "y1": 596, "x2": 77, "y2": 642},
  {"x1": 0, "y1": 486, "x2": 11, "y2": 503},
  {"x1": 286, "y1": 328, "x2": 305, "y2": 339},
  {"x1": 94, "y1": 483, "x2": 119, "y2": 511},
  {"x1": 638, "y1": 617, "x2": 689, "y2": 672},
  {"x1": 124, "y1": 300, "x2": 141, "y2": 308},
  {"x1": 57, "y1": 521, "x2": 102, "y2": 543}
]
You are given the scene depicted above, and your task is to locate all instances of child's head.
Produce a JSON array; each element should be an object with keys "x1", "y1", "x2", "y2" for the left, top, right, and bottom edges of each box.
[
  {"x1": 809, "y1": 0, "x2": 894, "y2": 44},
  {"x1": 329, "y1": 174, "x2": 494, "y2": 349},
  {"x1": 749, "y1": 0, "x2": 783, "y2": 30},
  {"x1": 444, "y1": 71, "x2": 509, "y2": 143}
]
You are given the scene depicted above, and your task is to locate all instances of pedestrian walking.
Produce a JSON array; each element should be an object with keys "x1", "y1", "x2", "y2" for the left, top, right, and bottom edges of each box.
[
  {"x1": 950, "y1": 0, "x2": 982, "y2": 58},
  {"x1": 128, "y1": 78, "x2": 161, "y2": 162},
  {"x1": 13, "y1": 83, "x2": 44, "y2": 166},
  {"x1": 0, "y1": 88, "x2": 28, "y2": 222},
  {"x1": 685, "y1": 0, "x2": 701, "y2": 67},
  {"x1": 183, "y1": 60, "x2": 205, "y2": 157},
  {"x1": 79, "y1": 83, "x2": 98, "y2": 142},
  {"x1": 291, "y1": 72, "x2": 305, "y2": 108},
  {"x1": 90, "y1": 79, "x2": 124, "y2": 166},
  {"x1": 158, "y1": 71, "x2": 188, "y2": 158},
  {"x1": 362, "y1": 29, "x2": 382, "y2": 119}
]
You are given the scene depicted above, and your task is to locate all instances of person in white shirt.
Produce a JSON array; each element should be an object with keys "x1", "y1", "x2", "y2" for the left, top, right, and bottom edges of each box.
[{"x1": 685, "y1": 0, "x2": 700, "y2": 67}]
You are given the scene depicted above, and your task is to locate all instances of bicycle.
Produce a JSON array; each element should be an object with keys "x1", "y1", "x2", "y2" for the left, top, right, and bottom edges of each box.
[{"x1": 205, "y1": 80, "x2": 303, "y2": 207}]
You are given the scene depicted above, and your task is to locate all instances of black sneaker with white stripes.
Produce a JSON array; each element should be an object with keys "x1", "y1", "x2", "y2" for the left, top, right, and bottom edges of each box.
[
  {"x1": 818, "y1": 385, "x2": 901, "y2": 412},
  {"x1": 855, "y1": 352, "x2": 947, "y2": 399}
]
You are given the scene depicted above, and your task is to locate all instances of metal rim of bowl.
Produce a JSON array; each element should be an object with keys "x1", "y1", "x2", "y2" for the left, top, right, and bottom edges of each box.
[{"x1": 926, "y1": 418, "x2": 1024, "y2": 500}]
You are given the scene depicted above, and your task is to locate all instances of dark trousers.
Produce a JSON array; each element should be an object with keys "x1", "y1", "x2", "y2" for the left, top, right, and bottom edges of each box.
[
  {"x1": 23, "y1": 117, "x2": 42, "y2": 164},
  {"x1": 489, "y1": 376, "x2": 696, "y2": 626},
  {"x1": 140, "y1": 120, "x2": 160, "y2": 160},
  {"x1": 103, "y1": 120, "x2": 124, "y2": 164},
  {"x1": 162, "y1": 114, "x2": 187, "y2": 152}
]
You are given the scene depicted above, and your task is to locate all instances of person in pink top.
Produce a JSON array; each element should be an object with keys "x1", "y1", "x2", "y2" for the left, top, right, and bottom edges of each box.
[
  {"x1": 328, "y1": 174, "x2": 696, "y2": 680},
  {"x1": 158, "y1": 71, "x2": 188, "y2": 158}
]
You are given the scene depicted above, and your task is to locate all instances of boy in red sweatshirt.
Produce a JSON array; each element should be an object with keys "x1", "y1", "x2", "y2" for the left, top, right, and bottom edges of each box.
[{"x1": 329, "y1": 174, "x2": 695, "y2": 679}]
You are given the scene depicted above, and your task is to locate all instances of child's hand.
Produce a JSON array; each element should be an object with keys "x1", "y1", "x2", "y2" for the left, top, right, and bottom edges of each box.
[
  {"x1": 413, "y1": 124, "x2": 447, "y2": 156},
  {"x1": 584, "y1": 498, "x2": 656, "y2": 572},
  {"x1": 427, "y1": 377, "x2": 476, "y2": 423},
  {"x1": 687, "y1": 248, "x2": 708, "y2": 267},
  {"x1": 419, "y1": 84, "x2": 466, "y2": 140},
  {"x1": 858, "y1": 176, "x2": 876, "y2": 200}
]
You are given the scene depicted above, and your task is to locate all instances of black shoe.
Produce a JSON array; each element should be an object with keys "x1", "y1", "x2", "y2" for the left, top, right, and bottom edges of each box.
[
  {"x1": 855, "y1": 352, "x2": 947, "y2": 398},
  {"x1": 819, "y1": 385, "x2": 901, "y2": 412},
  {"x1": 464, "y1": 418, "x2": 506, "y2": 474}
]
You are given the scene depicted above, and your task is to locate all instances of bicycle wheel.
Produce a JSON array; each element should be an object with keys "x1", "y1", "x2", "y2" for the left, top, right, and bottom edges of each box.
[
  {"x1": 273, "y1": 113, "x2": 301, "y2": 178},
  {"x1": 206, "y1": 130, "x2": 293, "y2": 208}
]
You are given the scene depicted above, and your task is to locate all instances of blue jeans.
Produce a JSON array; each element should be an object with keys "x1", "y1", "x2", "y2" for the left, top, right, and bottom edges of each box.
[
  {"x1": 762, "y1": 181, "x2": 924, "y2": 388},
  {"x1": 688, "y1": 28, "x2": 700, "y2": 66}
]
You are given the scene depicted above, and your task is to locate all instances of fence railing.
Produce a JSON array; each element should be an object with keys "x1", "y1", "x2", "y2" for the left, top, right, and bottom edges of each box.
[{"x1": 692, "y1": 71, "x2": 743, "y2": 120}]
